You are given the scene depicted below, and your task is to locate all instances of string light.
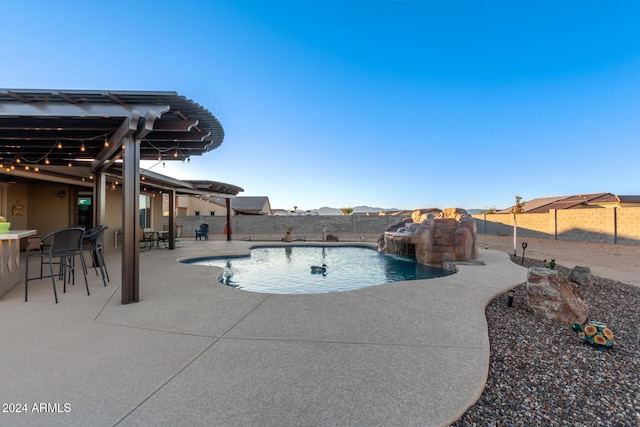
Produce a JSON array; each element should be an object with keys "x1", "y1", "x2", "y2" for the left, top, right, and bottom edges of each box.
[
  {"x1": 104, "y1": 138, "x2": 109, "y2": 147},
  {"x1": 45, "y1": 157, "x2": 50, "y2": 165},
  {"x1": 57, "y1": 142, "x2": 63, "y2": 149},
  {"x1": 80, "y1": 142, "x2": 86, "y2": 152}
]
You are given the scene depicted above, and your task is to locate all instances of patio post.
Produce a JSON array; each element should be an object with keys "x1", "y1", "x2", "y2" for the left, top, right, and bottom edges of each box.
[
  {"x1": 121, "y1": 133, "x2": 140, "y2": 303},
  {"x1": 226, "y1": 197, "x2": 232, "y2": 241}
]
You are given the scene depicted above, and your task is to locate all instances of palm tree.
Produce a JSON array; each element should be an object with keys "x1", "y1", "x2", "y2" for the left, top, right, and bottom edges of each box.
[{"x1": 340, "y1": 207, "x2": 354, "y2": 216}]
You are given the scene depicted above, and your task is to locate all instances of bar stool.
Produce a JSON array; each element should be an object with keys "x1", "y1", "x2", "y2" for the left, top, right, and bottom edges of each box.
[{"x1": 25, "y1": 227, "x2": 89, "y2": 303}]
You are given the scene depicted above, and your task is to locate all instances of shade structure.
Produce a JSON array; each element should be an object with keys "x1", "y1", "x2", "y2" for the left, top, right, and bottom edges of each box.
[{"x1": 0, "y1": 88, "x2": 242, "y2": 303}]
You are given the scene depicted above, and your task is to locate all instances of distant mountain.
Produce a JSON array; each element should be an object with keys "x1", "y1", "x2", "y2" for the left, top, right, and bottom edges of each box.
[
  {"x1": 313, "y1": 206, "x2": 485, "y2": 215},
  {"x1": 314, "y1": 206, "x2": 399, "y2": 215}
]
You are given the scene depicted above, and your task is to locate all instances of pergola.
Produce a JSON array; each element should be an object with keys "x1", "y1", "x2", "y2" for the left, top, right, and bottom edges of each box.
[{"x1": 0, "y1": 89, "x2": 242, "y2": 303}]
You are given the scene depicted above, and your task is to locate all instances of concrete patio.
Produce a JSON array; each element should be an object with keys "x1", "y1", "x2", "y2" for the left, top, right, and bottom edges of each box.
[{"x1": 0, "y1": 238, "x2": 525, "y2": 426}]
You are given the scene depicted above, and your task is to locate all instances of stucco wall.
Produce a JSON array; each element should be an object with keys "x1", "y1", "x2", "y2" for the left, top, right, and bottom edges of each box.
[{"x1": 27, "y1": 182, "x2": 72, "y2": 238}]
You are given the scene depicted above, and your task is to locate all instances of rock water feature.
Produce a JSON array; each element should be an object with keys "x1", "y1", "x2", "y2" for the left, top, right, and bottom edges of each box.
[{"x1": 378, "y1": 208, "x2": 479, "y2": 265}]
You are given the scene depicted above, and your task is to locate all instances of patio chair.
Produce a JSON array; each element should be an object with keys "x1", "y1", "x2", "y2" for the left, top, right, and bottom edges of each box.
[
  {"x1": 195, "y1": 223, "x2": 209, "y2": 240},
  {"x1": 25, "y1": 227, "x2": 89, "y2": 303},
  {"x1": 82, "y1": 225, "x2": 110, "y2": 286},
  {"x1": 139, "y1": 227, "x2": 154, "y2": 250}
]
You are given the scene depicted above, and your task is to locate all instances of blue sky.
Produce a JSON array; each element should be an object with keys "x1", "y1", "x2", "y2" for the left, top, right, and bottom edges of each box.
[{"x1": 2, "y1": 1, "x2": 639, "y2": 211}]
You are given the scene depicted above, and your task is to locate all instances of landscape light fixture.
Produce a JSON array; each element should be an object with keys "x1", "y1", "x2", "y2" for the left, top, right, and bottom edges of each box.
[{"x1": 507, "y1": 289, "x2": 515, "y2": 307}]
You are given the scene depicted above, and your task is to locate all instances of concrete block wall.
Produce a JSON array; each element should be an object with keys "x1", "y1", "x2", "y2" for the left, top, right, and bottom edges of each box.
[
  {"x1": 617, "y1": 208, "x2": 640, "y2": 245},
  {"x1": 176, "y1": 215, "x2": 401, "y2": 239},
  {"x1": 473, "y1": 213, "x2": 551, "y2": 238},
  {"x1": 555, "y1": 209, "x2": 615, "y2": 244},
  {"x1": 473, "y1": 207, "x2": 640, "y2": 246},
  {"x1": 174, "y1": 208, "x2": 640, "y2": 246}
]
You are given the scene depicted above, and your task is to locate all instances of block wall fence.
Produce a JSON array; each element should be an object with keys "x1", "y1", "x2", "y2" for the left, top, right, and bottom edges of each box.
[
  {"x1": 175, "y1": 215, "x2": 400, "y2": 239},
  {"x1": 172, "y1": 207, "x2": 640, "y2": 246},
  {"x1": 472, "y1": 207, "x2": 640, "y2": 246}
]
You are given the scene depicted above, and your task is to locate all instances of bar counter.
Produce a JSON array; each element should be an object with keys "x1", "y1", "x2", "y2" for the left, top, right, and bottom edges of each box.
[{"x1": 0, "y1": 230, "x2": 37, "y2": 298}]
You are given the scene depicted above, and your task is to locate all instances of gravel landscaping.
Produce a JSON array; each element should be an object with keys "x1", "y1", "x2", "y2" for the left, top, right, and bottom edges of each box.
[{"x1": 450, "y1": 256, "x2": 640, "y2": 426}]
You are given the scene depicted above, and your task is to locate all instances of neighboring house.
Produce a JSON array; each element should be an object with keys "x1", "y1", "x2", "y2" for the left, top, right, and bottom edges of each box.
[
  {"x1": 231, "y1": 196, "x2": 272, "y2": 215},
  {"x1": 170, "y1": 195, "x2": 228, "y2": 217},
  {"x1": 497, "y1": 193, "x2": 640, "y2": 213},
  {"x1": 174, "y1": 195, "x2": 273, "y2": 216}
]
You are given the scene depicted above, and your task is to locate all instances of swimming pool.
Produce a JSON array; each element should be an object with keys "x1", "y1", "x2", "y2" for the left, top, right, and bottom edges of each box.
[{"x1": 183, "y1": 246, "x2": 454, "y2": 294}]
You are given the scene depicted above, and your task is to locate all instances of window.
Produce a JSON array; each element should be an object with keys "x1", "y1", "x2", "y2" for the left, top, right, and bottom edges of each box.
[
  {"x1": 210, "y1": 211, "x2": 215, "y2": 216},
  {"x1": 195, "y1": 211, "x2": 200, "y2": 216}
]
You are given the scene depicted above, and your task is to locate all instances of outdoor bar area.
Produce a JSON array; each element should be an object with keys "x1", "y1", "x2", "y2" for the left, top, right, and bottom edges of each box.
[
  {"x1": 0, "y1": 89, "x2": 242, "y2": 304},
  {"x1": 0, "y1": 229, "x2": 37, "y2": 298}
]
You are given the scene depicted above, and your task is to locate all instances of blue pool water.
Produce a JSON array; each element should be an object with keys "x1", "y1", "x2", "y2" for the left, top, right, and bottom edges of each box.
[{"x1": 184, "y1": 246, "x2": 454, "y2": 294}]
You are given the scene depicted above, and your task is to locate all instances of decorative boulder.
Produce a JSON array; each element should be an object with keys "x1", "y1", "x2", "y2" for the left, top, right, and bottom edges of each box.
[
  {"x1": 526, "y1": 267, "x2": 589, "y2": 324},
  {"x1": 568, "y1": 266, "x2": 592, "y2": 288}
]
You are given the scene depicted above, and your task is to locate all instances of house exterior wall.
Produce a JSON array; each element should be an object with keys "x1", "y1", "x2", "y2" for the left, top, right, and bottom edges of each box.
[
  {"x1": 27, "y1": 182, "x2": 72, "y2": 239},
  {"x1": 3, "y1": 182, "x2": 29, "y2": 230},
  {"x1": 0, "y1": 182, "x2": 167, "y2": 250},
  {"x1": 185, "y1": 197, "x2": 226, "y2": 216},
  {"x1": 103, "y1": 188, "x2": 123, "y2": 249}
]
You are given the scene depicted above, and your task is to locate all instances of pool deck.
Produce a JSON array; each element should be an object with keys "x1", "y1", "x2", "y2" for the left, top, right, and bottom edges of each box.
[{"x1": 0, "y1": 238, "x2": 526, "y2": 426}]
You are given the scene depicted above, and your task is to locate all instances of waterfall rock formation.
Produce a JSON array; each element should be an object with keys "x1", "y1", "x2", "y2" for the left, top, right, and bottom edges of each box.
[{"x1": 378, "y1": 208, "x2": 478, "y2": 265}]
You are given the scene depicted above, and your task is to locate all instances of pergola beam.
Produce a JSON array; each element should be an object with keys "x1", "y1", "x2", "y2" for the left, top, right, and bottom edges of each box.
[
  {"x1": 91, "y1": 112, "x2": 139, "y2": 173},
  {"x1": 152, "y1": 119, "x2": 198, "y2": 132},
  {"x1": 0, "y1": 102, "x2": 168, "y2": 118}
]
